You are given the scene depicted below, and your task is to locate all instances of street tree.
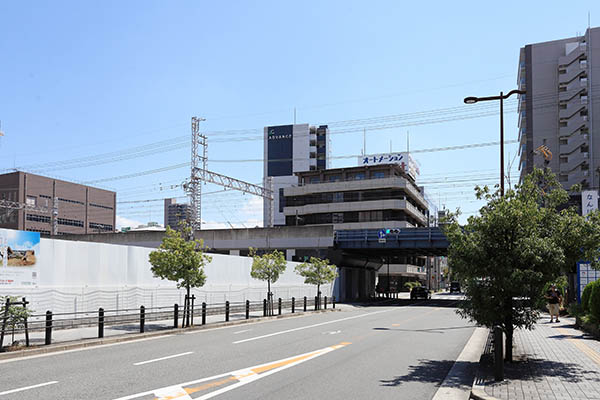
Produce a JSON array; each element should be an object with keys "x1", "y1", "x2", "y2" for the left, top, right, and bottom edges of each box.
[
  {"x1": 295, "y1": 257, "x2": 337, "y2": 305},
  {"x1": 149, "y1": 224, "x2": 212, "y2": 327},
  {"x1": 443, "y1": 168, "x2": 600, "y2": 362},
  {"x1": 0, "y1": 296, "x2": 33, "y2": 345},
  {"x1": 250, "y1": 248, "x2": 287, "y2": 316}
]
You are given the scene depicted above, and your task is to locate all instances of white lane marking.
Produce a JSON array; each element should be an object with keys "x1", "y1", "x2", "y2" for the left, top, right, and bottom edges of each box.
[
  {"x1": 0, "y1": 381, "x2": 58, "y2": 396},
  {"x1": 112, "y1": 342, "x2": 350, "y2": 400},
  {"x1": 323, "y1": 330, "x2": 341, "y2": 335},
  {"x1": 133, "y1": 351, "x2": 194, "y2": 366},
  {"x1": 233, "y1": 309, "x2": 393, "y2": 344},
  {"x1": 233, "y1": 329, "x2": 251, "y2": 335},
  {"x1": 0, "y1": 334, "x2": 174, "y2": 365}
]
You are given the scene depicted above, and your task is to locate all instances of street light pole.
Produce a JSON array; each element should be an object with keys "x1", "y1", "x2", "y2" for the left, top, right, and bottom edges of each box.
[
  {"x1": 464, "y1": 89, "x2": 525, "y2": 196},
  {"x1": 500, "y1": 92, "x2": 504, "y2": 196}
]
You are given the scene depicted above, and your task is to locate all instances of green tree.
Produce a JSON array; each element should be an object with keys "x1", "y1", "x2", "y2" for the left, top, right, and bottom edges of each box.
[
  {"x1": 250, "y1": 249, "x2": 287, "y2": 316},
  {"x1": 149, "y1": 224, "x2": 212, "y2": 327},
  {"x1": 443, "y1": 168, "x2": 600, "y2": 362},
  {"x1": 0, "y1": 296, "x2": 33, "y2": 345},
  {"x1": 295, "y1": 257, "x2": 337, "y2": 303}
]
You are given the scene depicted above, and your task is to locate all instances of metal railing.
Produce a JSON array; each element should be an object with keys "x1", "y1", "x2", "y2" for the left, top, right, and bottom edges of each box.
[{"x1": 1, "y1": 295, "x2": 335, "y2": 350}]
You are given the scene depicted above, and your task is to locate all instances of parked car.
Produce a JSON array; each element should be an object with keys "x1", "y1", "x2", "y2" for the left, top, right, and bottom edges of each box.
[
  {"x1": 450, "y1": 281, "x2": 461, "y2": 293},
  {"x1": 410, "y1": 286, "x2": 431, "y2": 300}
]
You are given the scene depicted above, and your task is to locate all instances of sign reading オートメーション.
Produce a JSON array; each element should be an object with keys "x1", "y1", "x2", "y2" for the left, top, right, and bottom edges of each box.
[
  {"x1": 358, "y1": 152, "x2": 420, "y2": 180},
  {"x1": 0, "y1": 228, "x2": 40, "y2": 286}
]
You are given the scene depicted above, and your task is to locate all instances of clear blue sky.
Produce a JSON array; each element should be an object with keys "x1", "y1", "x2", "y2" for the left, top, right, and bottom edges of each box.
[{"x1": 1, "y1": 0, "x2": 599, "y2": 228}]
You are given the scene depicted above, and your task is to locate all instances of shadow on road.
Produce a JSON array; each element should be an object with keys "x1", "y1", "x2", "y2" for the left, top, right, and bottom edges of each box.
[
  {"x1": 345, "y1": 299, "x2": 460, "y2": 308},
  {"x1": 380, "y1": 359, "x2": 475, "y2": 387},
  {"x1": 372, "y1": 325, "x2": 473, "y2": 334}
]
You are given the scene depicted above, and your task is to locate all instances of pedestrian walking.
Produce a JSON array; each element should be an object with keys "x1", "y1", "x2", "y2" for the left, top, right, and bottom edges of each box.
[{"x1": 545, "y1": 284, "x2": 562, "y2": 323}]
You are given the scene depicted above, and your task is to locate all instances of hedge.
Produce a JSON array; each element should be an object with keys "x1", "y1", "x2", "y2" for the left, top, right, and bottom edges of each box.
[
  {"x1": 589, "y1": 280, "x2": 600, "y2": 321},
  {"x1": 581, "y1": 281, "x2": 596, "y2": 313}
]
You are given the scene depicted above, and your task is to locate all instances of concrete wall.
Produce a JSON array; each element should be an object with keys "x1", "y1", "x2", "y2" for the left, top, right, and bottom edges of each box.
[{"x1": 2, "y1": 237, "x2": 332, "y2": 314}]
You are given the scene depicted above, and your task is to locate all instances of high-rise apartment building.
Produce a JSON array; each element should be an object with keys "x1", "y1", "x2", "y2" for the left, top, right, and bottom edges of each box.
[
  {"x1": 0, "y1": 171, "x2": 116, "y2": 235},
  {"x1": 263, "y1": 123, "x2": 329, "y2": 226},
  {"x1": 164, "y1": 198, "x2": 191, "y2": 229},
  {"x1": 518, "y1": 27, "x2": 600, "y2": 196}
]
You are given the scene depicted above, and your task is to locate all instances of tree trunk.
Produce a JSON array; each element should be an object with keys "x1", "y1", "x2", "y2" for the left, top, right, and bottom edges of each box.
[
  {"x1": 317, "y1": 284, "x2": 321, "y2": 310},
  {"x1": 186, "y1": 285, "x2": 191, "y2": 327},
  {"x1": 504, "y1": 298, "x2": 513, "y2": 362},
  {"x1": 267, "y1": 279, "x2": 272, "y2": 316}
]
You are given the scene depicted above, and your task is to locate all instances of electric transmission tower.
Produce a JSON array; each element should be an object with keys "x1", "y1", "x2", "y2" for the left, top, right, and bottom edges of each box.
[
  {"x1": 189, "y1": 117, "x2": 207, "y2": 231},
  {"x1": 184, "y1": 116, "x2": 274, "y2": 232}
]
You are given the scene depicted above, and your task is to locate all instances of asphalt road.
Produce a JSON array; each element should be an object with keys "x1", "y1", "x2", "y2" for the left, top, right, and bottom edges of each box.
[{"x1": 0, "y1": 298, "x2": 475, "y2": 400}]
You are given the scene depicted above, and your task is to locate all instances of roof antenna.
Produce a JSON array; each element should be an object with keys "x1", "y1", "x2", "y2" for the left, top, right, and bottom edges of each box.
[{"x1": 406, "y1": 130, "x2": 410, "y2": 153}]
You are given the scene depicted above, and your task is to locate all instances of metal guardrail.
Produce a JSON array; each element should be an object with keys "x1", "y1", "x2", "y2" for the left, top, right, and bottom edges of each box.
[{"x1": 0, "y1": 296, "x2": 335, "y2": 350}]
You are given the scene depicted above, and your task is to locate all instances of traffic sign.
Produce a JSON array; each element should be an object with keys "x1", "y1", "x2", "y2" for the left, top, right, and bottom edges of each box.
[{"x1": 378, "y1": 229, "x2": 386, "y2": 239}]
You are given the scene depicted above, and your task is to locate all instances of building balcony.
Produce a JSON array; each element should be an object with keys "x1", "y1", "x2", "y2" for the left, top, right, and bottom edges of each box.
[
  {"x1": 559, "y1": 114, "x2": 588, "y2": 137},
  {"x1": 559, "y1": 103, "x2": 586, "y2": 120},
  {"x1": 286, "y1": 176, "x2": 428, "y2": 209},
  {"x1": 558, "y1": 47, "x2": 586, "y2": 68}
]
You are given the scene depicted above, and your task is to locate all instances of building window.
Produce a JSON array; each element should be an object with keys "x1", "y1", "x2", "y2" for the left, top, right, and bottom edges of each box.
[
  {"x1": 279, "y1": 188, "x2": 285, "y2": 213},
  {"x1": 26, "y1": 214, "x2": 51, "y2": 223},
  {"x1": 327, "y1": 174, "x2": 341, "y2": 182},
  {"x1": 58, "y1": 198, "x2": 84, "y2": 205},
  {"x1": 332, "y1": 213, "x2": 344, "y2": 223},
  {"x1": 309, "y1": 176, "x2": 320, "y2": 184},
  {"x1": 89, "y1": 222, "x2": 114, "y2": 231},
  {"x1": 26, "y1": 196, "x2": 36, "y2": 206},
  {"x1": 333, "y1": 192, "x2": 343, "y2": 203},
  {"x1": 57, "y1": 218, "x2": 84, "y2": 227},
  {"x1": 372, "y1": 171, "x2": 386, "y2": 179},
  {"x1": 350, "y1": 172, "x2": 365, "y2": 181},
  {"x1": 89, "y1": 203, "x2": 114, "y2": 210}
]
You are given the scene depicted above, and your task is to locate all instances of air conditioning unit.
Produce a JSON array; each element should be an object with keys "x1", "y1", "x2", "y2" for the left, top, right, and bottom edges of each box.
[
  {"x1": 584, "y1": 170, "x2": 589, "y2": 176},
  {"x1": 583, "y1": 152, "x2": 589, "y2": 158}
]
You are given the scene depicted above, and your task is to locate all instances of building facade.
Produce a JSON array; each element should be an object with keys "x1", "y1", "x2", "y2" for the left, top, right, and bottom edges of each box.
[
  {"x1": 283, "y1": 164, "x2": 429, "y2": 230},
  {"x1": 163, "y1": 198, "x2": 191, "y2": 229},
  {"x1": 0, "y1": 171, "x2": 116, "y2": 235},
  {"x1": 263, "y1": 123, "x2": 329, "y2": 226},
  {"x1": 518, "y1": 27, "x2": 600, "y2": 197}
]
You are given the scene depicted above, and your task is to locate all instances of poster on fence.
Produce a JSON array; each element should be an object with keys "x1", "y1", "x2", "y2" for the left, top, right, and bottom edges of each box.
[
  {"x1": 577, "y1": 261, "x2": 600, "y2": 303},
  {"x1": 0, "y1": 228, "x2": 40, "y2": 286}
]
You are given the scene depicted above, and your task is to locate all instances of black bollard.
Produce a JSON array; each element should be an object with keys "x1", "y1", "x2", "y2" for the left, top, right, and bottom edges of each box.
[
  {"x1": 140, "y1": 306, "x2": 145, "y2": 333},
  {"x1": 98, "y1": 308, "x2": 104, "y2": 338},
  {"x1": 45, "y1": 311, "x2": 52, "y2": 345}
]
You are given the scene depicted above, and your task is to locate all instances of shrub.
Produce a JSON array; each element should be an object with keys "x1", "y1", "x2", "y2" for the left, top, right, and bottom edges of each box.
[
  {"x1": 567, "y1": 303, "x2": 583, "y2": 318},
  {"x1": 581, "y1": 281, "x2": 596, "y2": 312},
  {"x1": 589, "y1": 280, "x2": 600, "y2": 321}
]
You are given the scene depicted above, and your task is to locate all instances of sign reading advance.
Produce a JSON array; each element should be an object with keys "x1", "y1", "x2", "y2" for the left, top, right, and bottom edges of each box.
[
  {"x1": 267, "y1": 125, "x2": 293, "y2": 177},
  {"x1": 358, "y1": 152, "x2": 420, "y2": 180}
]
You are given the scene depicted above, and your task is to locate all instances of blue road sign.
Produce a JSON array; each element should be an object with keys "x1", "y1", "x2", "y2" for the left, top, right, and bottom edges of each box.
[{"x1": 378, "y1": 229, "x2": 386, "y2": 239}]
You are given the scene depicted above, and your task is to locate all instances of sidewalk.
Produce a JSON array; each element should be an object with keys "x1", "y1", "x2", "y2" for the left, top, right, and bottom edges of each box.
[{"x1": 473, "y1": 314, "x2": 600, "y2": 400}]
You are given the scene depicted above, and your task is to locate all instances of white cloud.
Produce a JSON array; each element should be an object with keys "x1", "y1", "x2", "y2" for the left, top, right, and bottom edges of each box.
[{"x1": 116, "y1": 215, "x2": 144, "y2": 230}]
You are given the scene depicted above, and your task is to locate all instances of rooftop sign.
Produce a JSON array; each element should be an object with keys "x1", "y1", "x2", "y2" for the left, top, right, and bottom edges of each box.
[{"x1": 358, "y1": 152, "x2": 420, "y2": 180}]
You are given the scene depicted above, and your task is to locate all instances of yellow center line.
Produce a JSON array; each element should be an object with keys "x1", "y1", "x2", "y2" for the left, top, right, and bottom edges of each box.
[
  {"x1": 557, "y1": 327, "x2": 600, "y2": 366},
  {"x1": 154, "y1": 341, "x2": 353, "y2": 400}
]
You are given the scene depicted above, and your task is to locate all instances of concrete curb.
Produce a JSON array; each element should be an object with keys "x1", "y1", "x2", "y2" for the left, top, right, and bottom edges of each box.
[
  {"x1": 469, "y1": 328, "x2": 501, "y2": 400},
  {"x1": 0, "y1": 308, "x2": 340, "y2": 361},
  {"x1": 431, "y1": 326, "x2": 488, "y2": 400}
]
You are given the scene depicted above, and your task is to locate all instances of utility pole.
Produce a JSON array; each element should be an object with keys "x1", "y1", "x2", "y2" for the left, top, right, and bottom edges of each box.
[{"x1": 52, "y1": 197, "x2": 58, "y2": 236}]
